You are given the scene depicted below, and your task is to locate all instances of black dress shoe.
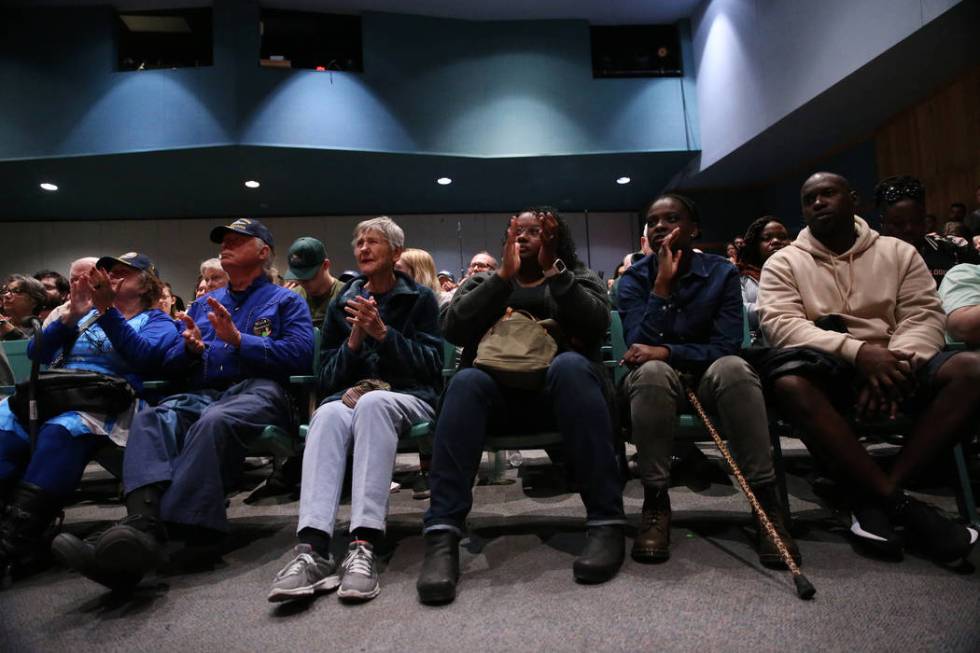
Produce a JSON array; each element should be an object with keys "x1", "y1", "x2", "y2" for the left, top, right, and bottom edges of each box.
[
  {"x1": 416, "y1": 530, "x2": 460, "y2": 604},
  {"x1": 573, "y1": 525, "x2": 625, "y2": 584}
]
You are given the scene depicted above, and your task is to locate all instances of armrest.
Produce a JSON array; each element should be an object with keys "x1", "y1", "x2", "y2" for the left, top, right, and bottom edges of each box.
[
  {"x1": 142, "y1": 380, "x2": 171, "y2": 391},
  {"x1": 289, "y1": 375, "x2": 318, "y2": 385}
]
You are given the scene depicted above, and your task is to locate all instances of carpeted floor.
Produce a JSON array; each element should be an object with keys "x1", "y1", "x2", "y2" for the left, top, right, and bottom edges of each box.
[{"x1": 1, "y1": 444, "x2": 978, "y2": 652}]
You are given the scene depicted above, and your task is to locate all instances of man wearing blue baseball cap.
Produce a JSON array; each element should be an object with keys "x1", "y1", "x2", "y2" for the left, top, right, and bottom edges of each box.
[{"x1": 59, "y1": 218, "x2": 314, "y2": 590}]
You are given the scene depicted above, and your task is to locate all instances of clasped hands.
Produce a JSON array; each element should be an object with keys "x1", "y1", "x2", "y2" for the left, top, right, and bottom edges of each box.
[
  {"x1": 346, "y1": 295, "x2": 387, "y2": 351},
  {"x1": 853, "y1": 343, "x2": 915, "y2": 421}
]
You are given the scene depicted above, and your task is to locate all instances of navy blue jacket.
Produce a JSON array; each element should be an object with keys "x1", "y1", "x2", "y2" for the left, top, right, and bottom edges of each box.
[
  {"x1": 163, "y1": 275, "x2": 314, "y2": 389},
  {"x1": 319, "y1": 272, "x2": 443, "y2": 408},
  {"x1": 617, "y1": 251, "x2": 743, "y2": 373}
]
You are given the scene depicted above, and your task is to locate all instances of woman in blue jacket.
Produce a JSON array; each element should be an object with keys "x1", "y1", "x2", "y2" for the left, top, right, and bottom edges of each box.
[
  {"x1": 268, "y1": 217, "x2": 443, "y2": 605},
  {"x1": 0, "y1": 253, "x2": 179, "y2": 579}
]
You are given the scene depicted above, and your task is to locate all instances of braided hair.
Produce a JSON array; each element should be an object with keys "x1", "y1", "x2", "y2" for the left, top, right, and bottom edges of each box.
[
  {"x1": 738, "y1": 216, "x2": 786, "y2": 268},
  {"x1": 874, "y1": 175, "x2": 925, "y2": 211},
  {"x1": 507, "y1": 206, "x2": 582, "y2": 268},
  {"x1": 642, "y1": 193, "x2": 701, "y2": 225}
]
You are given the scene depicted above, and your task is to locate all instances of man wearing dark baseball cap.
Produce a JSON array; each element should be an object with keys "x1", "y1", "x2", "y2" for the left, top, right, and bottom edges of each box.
[
  {"x1": 284, "y1": 236, "x2": 343, "y2": 329},
  {"x1": 436, "y1": 270, "x2": 457, "y2": 293},
  {"x1": 60, "y1": 217, "x2": 314, "y2": 590},
  {"x1": 95, "y1": 252, "x2": 159, "y2": 278},
  {"x1": 209, "y1": 217, "x2": 275, "y2": 249}
]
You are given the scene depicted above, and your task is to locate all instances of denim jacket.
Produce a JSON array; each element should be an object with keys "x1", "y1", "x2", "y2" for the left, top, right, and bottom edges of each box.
[{"x1": 617, "y1": 251, "x2": 743, "y2": 373}]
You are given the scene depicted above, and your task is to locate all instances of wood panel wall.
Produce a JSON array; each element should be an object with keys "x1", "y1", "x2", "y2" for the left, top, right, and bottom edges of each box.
[{"x1": 875, "y1": 64, "x2": 980, "y2": 220}]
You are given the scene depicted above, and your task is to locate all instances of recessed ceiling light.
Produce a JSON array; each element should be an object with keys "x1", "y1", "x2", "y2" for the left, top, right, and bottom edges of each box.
[
  {"x1": 436, "y1": 177, "x2": 452, "y2": 185},
  {"x1": 39, "y1": 182, "x2": 58, "y2": 192},
  {"x1": 616, "y1": 176, "x2": 631, "y2": 185},
  {"x1": 244, "y1": 180, "x2": 261, "y2": 189}
]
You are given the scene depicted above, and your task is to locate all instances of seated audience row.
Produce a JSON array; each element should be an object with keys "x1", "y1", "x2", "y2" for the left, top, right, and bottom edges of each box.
[{"x1": 0, "y1": 173, "x2": 977, "y2": 609}]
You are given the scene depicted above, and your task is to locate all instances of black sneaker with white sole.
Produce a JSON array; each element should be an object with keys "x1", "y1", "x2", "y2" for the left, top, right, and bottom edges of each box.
[
  {"x1": 890, "y1": 494, "x2": 979, "y2": 563},
  {"x1": 267, "y1": 544, "x2": 340, "y2": 603},
  {"x1": 850, "y1": 499, "x2": 903, "y2": 558}
]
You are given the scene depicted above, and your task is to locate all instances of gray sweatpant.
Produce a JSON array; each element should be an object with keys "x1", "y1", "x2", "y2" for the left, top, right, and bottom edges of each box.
[
  {"x1": 298, "y1": 390, "x2": 434, "y2": 536},
  {"x1": 623, "y1": 356, "x2": 775, "y2": 490}
]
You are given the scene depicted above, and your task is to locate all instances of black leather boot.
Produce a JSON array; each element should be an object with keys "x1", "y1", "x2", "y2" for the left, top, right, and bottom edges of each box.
[
  {"x1": 632, "y1": 486, "x2": 671, "y2": 563},
  {"x1": 573, "y1": 524, "x2": 625, "y2": 584},
  {"x1": 0, "y1": 477, "x2": 14, "y2": 515},
  {"x1": 752, "y1": 481, "x2": 801, "y2": 568},
  {"x1": 51, "y1": 528, "x2": 122, "y2": 589},
  {"x1": 416, "y1": 530, "x2": 460, "y2": 604},
  {"x1": 93, "y1": 484, "x2": 168, "y2": 588},
  {"x1": 0, "y1": 482, "x2": 61, "y2": 580}
]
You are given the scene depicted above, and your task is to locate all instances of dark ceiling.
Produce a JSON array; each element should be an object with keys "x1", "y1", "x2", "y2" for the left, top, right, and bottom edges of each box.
[
  {"x1": 0, "y1": 147, "x2": 696, "y2": 220},
  {"x1": 4, "y1": 0, "x2": 702, "y2": 24}
]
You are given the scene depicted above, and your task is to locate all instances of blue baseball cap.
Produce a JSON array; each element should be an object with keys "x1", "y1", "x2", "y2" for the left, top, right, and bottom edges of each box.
[
  {"x1": 96, "y1": 252, "x2": 159, "y2": 278},
  {"x1": 210, "y1": 218, "x2": 275, "y2": 249}
]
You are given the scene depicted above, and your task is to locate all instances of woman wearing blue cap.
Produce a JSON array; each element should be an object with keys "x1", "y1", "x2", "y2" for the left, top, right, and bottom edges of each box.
[{"x1": 0, "y1": 253, "x2": 179, "y2": 581}]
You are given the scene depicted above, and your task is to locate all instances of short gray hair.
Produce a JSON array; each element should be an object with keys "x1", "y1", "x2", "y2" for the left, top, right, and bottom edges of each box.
[
  {"x1": 200, "y1": 257, "x2": 223, "y2": 274},
  {"x1": 352, "y1": 216, "x2": 405, "y2": 251},
  {"x1": 3, "y1": 274, "x2": 48, "y2": 313}
]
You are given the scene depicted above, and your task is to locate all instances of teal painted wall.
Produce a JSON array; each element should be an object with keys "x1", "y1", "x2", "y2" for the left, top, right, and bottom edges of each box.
[{"x1": 0, "y1": 2, "x2": 700, "y2": 161}]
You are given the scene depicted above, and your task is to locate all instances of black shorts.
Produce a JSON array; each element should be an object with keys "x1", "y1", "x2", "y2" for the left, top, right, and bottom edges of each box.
[{"x1": 744, "y1": 346, "x2": 961, "y2": 416}]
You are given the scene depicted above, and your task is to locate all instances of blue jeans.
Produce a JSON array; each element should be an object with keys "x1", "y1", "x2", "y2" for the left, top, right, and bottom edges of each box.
[
  {"x1": 424, "y1": 352, "x2": 625, "y2": 534},
  {"x1": 122, "y1": 378, "x2": 291, "y2": 532},
  {"x1": 0, "y1": 425, "x2": 108, "y2": 499}
]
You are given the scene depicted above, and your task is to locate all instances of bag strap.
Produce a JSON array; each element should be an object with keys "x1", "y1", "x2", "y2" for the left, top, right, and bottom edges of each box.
[{"x1": 50, "y1": 311, "x2": 102, "y2": 368}]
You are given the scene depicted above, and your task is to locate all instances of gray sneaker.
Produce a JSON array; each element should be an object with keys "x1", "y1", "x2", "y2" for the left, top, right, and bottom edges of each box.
[
  {"x1": 337, "y1": 540, "x2": 381, "y2": 602},
  {"x1": 267, "y1": 544, "x2": 340, "y2": 603}
]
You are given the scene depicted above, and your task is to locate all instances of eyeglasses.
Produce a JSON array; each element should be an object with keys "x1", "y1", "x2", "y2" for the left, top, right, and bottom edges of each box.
[
  {"x1": 468, "y1": 262, "x2": 495, "y2": 271},
  {"x1": 0, "y1": 286, "x2": 27, "y2": 296},
  {"x1": 513, "y1": 226, "x2": 543, "y2": 238}
]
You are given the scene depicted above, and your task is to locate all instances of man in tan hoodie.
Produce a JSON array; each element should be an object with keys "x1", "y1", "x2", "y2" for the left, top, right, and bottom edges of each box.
[{"x1": 758, "y1": 172, "x2": 979, "y2": 563}]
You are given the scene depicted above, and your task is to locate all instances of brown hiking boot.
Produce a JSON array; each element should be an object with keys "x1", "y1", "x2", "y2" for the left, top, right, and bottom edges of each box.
[
  {"x1": 753, "y1": 481, "x2": 801, "y2": 568},
  {"x1": 632, "y1": 487, "x2": 670, "y2": 563}
]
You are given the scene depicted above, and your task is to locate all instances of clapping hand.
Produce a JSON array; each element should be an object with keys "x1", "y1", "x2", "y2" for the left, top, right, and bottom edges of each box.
[
  {"x1": 177, "y1": 311, "x2": 205, "y2": 355},
  {"x1": 498, "y1": 216, "x2": 522, "y2": 281},
  {"x1": 536, "y1": 210, "x2": 559, "y2": 271},
  {"x1": 65, "y1": 272, "x2": 94, "y2": 323},
  {"x1": 86, "y1": 266, "x2": 117, "y2": 313},
  {"x1": 206, "y1": 296, "x2": 242, "y2": 347}
]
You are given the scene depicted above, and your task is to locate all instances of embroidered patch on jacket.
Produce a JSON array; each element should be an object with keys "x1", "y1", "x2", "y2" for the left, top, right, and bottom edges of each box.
[{"x1": 252, "y1": 318, "x2": 273, "y2": 337}]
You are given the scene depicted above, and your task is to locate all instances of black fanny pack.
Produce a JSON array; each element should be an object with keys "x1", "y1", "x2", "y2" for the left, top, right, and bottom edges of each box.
[{"x1": 9, "y1": 369, "x2": 136, "y2": 424}]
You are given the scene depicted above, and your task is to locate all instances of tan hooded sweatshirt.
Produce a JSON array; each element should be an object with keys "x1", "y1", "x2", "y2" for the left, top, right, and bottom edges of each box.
[{"x1": 758, "y1": 216, "x2": 944, "y2": 368}]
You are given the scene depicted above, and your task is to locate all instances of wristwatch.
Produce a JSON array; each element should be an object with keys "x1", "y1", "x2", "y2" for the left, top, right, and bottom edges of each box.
[{"x1": 543, "y1": 259, "x2": 567, "y2": 279}]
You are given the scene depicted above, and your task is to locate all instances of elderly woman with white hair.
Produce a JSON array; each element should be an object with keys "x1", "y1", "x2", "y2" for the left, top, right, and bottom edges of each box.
[
  {"x1": 198, "y1": 257, "x2": 229, "y2": 295},
  {"x1": 268, "y1": 216, "x2": 443, "y2": 604}
]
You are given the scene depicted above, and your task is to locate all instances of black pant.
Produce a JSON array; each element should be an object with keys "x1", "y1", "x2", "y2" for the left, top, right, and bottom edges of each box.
[{"x1": 424, "y1": 352, "x2": 625, "y2": 533}]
